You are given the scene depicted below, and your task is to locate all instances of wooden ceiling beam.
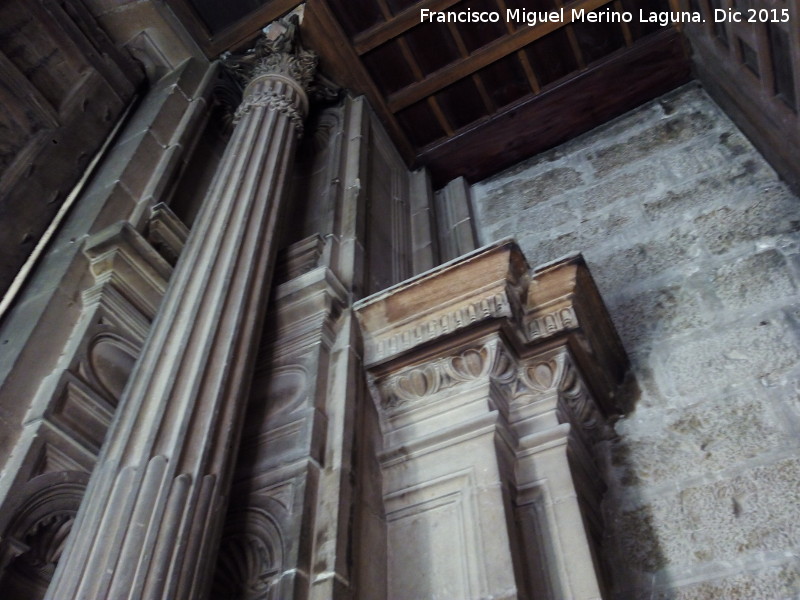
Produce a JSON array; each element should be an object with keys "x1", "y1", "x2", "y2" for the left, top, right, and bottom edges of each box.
[
  {"x1": 445, "y1": 22, "x2": 496, "y2": 113},
  {"x1": 164, "y1": 0, "x2": 307, "y2": 56},
  {"x1": 301, "y1": 0, "x2": 416, "y2": 163},
  {"x1": 417, "y1": 28, "x2": 691, "y2": 186},
  {"x1": 387, "y1": 0, "x2": 612, "y2": 112},
  {"x1": 163, "y1": 0, "x2": 215, "y2": 50},
  {"x1": 494, "y1": 0, "x2": 540, "y2": 93},
  {"x1": 353, "y1": 0, "x2": 461, "y2": 54},
  {"x1": 207, "y1": 0, "x2": 306, "y2": 55}
]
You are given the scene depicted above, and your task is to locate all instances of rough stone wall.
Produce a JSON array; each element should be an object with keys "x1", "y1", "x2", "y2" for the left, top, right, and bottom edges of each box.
[{"x1": 470, "y1": 83, "x2": 800, "y2": 600}]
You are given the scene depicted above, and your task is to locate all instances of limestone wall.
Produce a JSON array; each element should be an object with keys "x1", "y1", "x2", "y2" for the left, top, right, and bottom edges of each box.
[{"x1": 470, "y1": 83, "x2": 800, "y2": 599}]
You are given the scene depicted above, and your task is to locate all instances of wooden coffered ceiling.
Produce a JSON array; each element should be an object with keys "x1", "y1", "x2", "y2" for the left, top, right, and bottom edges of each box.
[{"x1": 167, "y1": 0, "x2": 691, "y2": 186}]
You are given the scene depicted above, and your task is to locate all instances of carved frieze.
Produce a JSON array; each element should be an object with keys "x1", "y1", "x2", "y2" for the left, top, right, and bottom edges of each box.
[
  {"x1": 372, "y1": 292, "x2": 510, "y2": 362},
  {"x1": 376, "y1": 341, "x2": 514, "y2": 410},
  {"x1": 526, "y1": 305, "x2": 578, "y2": 341},
  {"x1": 357, "y1": 241, "x2": 625, "y2": 440}
]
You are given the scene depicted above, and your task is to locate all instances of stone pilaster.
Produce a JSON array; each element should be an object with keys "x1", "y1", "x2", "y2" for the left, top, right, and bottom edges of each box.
[
  {"x1": 45, "y1": 18, "x2": 316, "y2": 600},
  {"x1": 354, "y1": 240, "x2": 628, "y2": 600}
]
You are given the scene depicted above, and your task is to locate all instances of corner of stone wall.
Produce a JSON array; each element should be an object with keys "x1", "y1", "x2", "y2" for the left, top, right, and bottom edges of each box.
[{"x1": 470, "y1": 82, "x2": 800, "y2": 599}]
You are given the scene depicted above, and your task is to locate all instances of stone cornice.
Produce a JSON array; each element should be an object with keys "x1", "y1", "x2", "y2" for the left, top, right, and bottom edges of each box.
[{"x1": 354, "y1": 240, "x2": 529, "y2": 366}]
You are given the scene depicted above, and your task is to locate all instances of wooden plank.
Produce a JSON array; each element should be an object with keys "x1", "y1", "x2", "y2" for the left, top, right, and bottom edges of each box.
[
  {"x1": 614, "y1": 0, "x2": 633, "y2": 45},
  {"x1": 387, "y1": 0, "x2": 612, "y2": 112},
  {"x1": 353, "y1": 0, "x2": 462, "y2": 54},
  {"x1": 207, "y1": 0, "x2": 306, "y2": 55},
  {"x1": 162, "y1": 0, "x2": 214, "y2": 48},
  {"x1": 0, "y1": 51, "x2": 59, "y2": 130},
  {"x1": 445, "y1": 22, "x2": 495, "y2": 113},
  {"x1": 754, "y1": 21, "x2": 774, "y2": 93},
  {"x1": 685, "y1": 22, "x2": 800, "y2": 192},
  {"x1": 301, "y1": 0, "x2": 416, "y2": 163},
  {"x1": 416, "y1": 29, "x2": 691, "y2": 186}
]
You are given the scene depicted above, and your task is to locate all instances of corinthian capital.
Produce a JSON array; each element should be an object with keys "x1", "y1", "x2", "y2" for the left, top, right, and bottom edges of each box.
[{"x1": 223, "y1": 14, "x2": 318, "y2": 92}]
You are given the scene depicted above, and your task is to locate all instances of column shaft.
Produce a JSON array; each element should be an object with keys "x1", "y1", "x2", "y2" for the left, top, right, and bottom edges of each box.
[{"x1": 46, "y1": 70, "x2": 309, "y2": 600}]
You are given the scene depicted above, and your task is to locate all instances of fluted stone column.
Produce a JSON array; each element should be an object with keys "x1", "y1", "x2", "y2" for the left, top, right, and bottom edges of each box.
[{"x1": 45, "y1": 19, "x2": 316, "y2": 600}]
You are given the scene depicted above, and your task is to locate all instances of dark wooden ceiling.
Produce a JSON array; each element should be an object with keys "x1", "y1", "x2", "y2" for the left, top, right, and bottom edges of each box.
[{"x1": 166, "y1": 0, "x2": 691, "y2": 186}]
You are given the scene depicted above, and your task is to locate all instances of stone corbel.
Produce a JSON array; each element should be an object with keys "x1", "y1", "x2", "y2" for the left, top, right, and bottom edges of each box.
[{"x1": 82, "y1": 220, "x2": 173, "y2": 323}]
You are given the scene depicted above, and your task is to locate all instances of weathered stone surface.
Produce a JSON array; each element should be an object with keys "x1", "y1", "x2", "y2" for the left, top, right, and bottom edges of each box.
[
  {"x1": 518, "y1": 230, "x2": 582, "y2": 266},
  {"x1": 711, "y1": 250, "x2": 797, "y2": 313},
  {"x1": 613, "y1": 457, "x2": 800, "y2": 573},
  {"x1": 606, "y1": 282, "x2": 710, "y2": 351},
  {"x1": 478, "y1": 166, "x2": 584, "y2": 223},
  {"x1": 694, "y1": 184, "x2": 800, "y2": 255},
  {"x1": 587, "y1": 111, "x2": 715, "y2": 177},
  {"x1": 655, "y1": 563, "x2": 800, "y2": 600},
  {"x1": 580, "y1": 164, "x2": 667, "y2": 214},
  {"x1": 471, "y1": 83, "x2": 800, "y2": 599},
  {"x1": 642, "y1": 164, "x2": 767, "y2": 224},
  {"x1": 613, "y1": 388, "x2": 795, "y2": 487},
  {"x1": 659, "y1": 316, "x2": 800, "y2": 396}
]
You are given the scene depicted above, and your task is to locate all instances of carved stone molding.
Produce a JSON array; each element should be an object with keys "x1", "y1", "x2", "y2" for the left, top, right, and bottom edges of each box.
[
  {"x1": 274, "y1": 234, "x2": 325, "y2": 283},
  {"x1": 82, "y1": 221, "x2": 173, "y2": 322},
  {"x1": 0, "y1": 214, "x2": 176, "y2": 539},
  {"x1": 82, "y1": 330, "x2": 139, "y2": 405},
  {"x1": 147, "y1": 203, "x2": 189, "y2": 266},
  {"x1": 0, "y1": 472, "x2": 88, "y2": 595},
  {"x1": 527, "y1": 306, "x2": 578, "y2": 341},
  {"x1": 212, "y1": 509, "x2": 285, "y2": 600},
  {"x1": 259, "y1": 265, "x2": 347, "y2": 359},
  {"x1": 373, "y1": 292, "x2": 511, "y2": 363}
]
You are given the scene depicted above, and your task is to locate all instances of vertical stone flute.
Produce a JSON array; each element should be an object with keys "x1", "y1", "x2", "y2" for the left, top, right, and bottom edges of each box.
[{"x1": 46, "y1": 18, "x2": 316, "y2": 600}]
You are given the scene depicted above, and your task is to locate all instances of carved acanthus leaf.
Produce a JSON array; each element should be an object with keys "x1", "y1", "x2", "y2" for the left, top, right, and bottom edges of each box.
[
  {"x1": 222, "y1": 15, "x2": 317, "y2": 92},
  {"x1": 373, "y1": 292, "x2": 510, "y2": 361},
  {"x1": 558, "y1": 365, "x2": 608, "y2": 438}
]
